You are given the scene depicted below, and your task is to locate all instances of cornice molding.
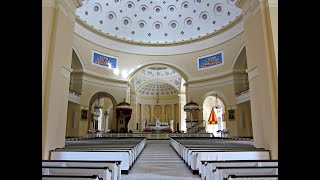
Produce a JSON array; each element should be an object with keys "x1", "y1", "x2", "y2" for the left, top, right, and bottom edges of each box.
[
  {"x1": 73, "y1": 69, "x2": 129, "y2": 89},
  {"x1": 73, "y1": 69, "x2": 128, "y2": 85},
  {"x1": 186, "y1": 69, "x2": 245, "y2": 85},
  {"x1": 136, "y1": 98, "x2": 179, "y2": 106},
  {"x1": 187, "y1": 69, "x2": 247, "y2": 89}
]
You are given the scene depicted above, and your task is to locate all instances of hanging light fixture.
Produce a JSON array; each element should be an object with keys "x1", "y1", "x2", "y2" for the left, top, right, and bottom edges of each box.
[
  {"x1": 94, "y1": 93, "x2": 103, "y2": 116},
  {"x1": 214, "y1": 93, "x2": 221, "y2": 109}
]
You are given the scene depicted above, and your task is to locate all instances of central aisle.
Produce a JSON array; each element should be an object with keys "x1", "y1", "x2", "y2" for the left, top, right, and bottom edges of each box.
[{"x1": 122, "y1": 139, "x2": 201, "y2": 180}]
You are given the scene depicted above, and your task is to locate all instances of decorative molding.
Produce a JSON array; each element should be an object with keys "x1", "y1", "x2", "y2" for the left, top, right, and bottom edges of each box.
[
  {"x1": 187, "y1": 70, "x2": 247, "y2": 89},
  {"x1": 187, "y1": 69, "x2": 244, "y2": 84},
  {"x1": 246, "y1": 66, "x2": 259, "y2": 80},
  {"x1": 81, "y1": 72, "x2": 129, "y2": 89},
  {"x1": 136, "y1": 98, "x2": 179, "y2": 106},
  {"x1": 74, "y1": 69, "x2": 128, "y2": 84},
  {"x1": 127, "y1": 60, "x2": 190, "y2": 81},
  {"x1": 74, "y1": 18, "x2": 244, "y2": 55}
]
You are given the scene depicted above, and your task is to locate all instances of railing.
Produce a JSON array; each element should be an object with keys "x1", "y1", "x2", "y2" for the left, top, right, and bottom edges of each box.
[
  {"x1": 187, "y1": 120, "x2": 205, "y2": 133},
  {"x1": 69, "y1": 89, "x2": 81, "y2": 96},
  {"x1": 68, "y1": 89, "x2": 81, "y2": 104},
  {"x1": 86, "y1": 132, "x2": 213, "y2": 139},
  {"x1": 235, "y1": 88, "x2": 249, "y2": 97},
  {"x1": 235, "y1": 88, "x2": 250, "y2": 104}
]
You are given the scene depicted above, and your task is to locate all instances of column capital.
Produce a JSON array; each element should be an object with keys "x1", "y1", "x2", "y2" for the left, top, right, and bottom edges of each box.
[
  {"x1": 238, "y1": 0, "x2": 261, "y2": 24},
  {"x1": 54, "y1": 0, "x2": 82, "y2": 22}
]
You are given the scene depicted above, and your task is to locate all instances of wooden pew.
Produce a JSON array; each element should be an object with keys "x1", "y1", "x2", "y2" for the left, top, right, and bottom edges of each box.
[
  {"x1": 200, "y1": 160, "x2": 278, "y2": 180},
  {"x1": 184, "y1": 148, "x2": 263, "y2": 165},
  {"x1": 227, "y1": 174, "x2": 279, "y2": 180},
  {"x1": 191, "y1": 150, "x2": 270, "y2": 174},
  {"x1": 42, "y1": 175, "x2": 101, "y2": 180},
  {"x1": 50, "y1": 151, "x2": 131, "y2": 174},
  {"x1": 50, "y1": 137, "x2": 147, "y2": 174},
  {"x1": 212, "y1": 166, "x2": 278, "y2": 180},
  {"x1": 42, "y1": 166, "x2": 112, "y2": 180},
  {"x1": 169, "y1": 137, "x2": 270, "y2": 175},
  {"x1": 42, "y1": 160, "x2": 121, "y2": 180}
]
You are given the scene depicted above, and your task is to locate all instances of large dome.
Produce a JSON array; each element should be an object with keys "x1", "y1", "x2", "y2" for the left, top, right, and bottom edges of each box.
[{"x1": 76, "y1": 0, "x2": 242, "y2": 44}]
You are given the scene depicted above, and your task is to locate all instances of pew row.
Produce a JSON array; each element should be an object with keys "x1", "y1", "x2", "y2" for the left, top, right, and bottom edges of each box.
[
  {"x1": 42, "y1": 166, "x2": 112, "y2": 180},
  {"x1": 213, "y1": 166, "x2": 278, "y2": 180},
  {"x1": 200, "y1": 160, "x2": 278, "y2": 180},
  {"x1": 42, "y1": 160, "x2": 121, "y2": 180},
  {"x1": 227, "y1": 174, "x2": 279, "y2": 180},
  {"x1": 50, "y1": 137, "x2": 146, "y2": 174},
  {"x1": 170, "y1": 138, "x2": 270, "y2": 174},
  {"x1": 42, "y1": 175, "x2": 101, "y2": 180}
]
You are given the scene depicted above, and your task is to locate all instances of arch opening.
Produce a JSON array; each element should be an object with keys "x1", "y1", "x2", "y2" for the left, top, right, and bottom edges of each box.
[{"x1": 203, "y1": 95, "x2": 226, "y2": 137}]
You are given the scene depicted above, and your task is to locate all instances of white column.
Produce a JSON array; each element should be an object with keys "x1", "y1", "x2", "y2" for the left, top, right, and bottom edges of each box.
[
  {"x1": 42, "y1": 0, "x2": 82, "y2": 159},
  {"x1": 150, "y1": 105, "x2": 154, "y2": 122},
  {"x1": 161, "y1": 105, "x2": 165, "y2": 122},
  {"x1": 178, "y1": 94, "x2": 187, "y2": 132},
  {"x1": 141, "y1": 104, "x2": 144, "y2": 131},
  {"x1": 171, "y1": 104, "x2": 175, "y2": 121},
  {"x1": 104, "y1": 112, "x2": 109, "y2": 133},
  {"x1": 142, "y1": 120, "x2": 146, "y2": 130},
  {"x1": 135, "y1": 102, "x2": 138, "y2": 130}
]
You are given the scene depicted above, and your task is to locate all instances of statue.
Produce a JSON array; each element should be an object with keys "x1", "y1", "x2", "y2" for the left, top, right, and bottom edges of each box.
[
  {"x1": 170, "y1": 120, "x2": 174, "y2": 131},
  {"x1": 156, "y1": 116, "x2": 160, "y2": 127}
]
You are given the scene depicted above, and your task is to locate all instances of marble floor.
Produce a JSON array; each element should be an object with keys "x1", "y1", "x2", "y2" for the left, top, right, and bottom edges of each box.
[{"x1": 122, "y1": 140, "x2": 201, "y2": 180}]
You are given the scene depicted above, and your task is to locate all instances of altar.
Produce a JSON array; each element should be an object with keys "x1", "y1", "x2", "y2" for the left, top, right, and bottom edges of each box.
[{"x1": 145, "y1": 118, "x2": 173, "y2": 131}]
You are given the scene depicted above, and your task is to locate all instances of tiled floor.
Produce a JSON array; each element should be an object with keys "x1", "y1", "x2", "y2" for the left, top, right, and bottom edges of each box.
[{"x1": 122, "y1": 140, "x2": 201, "y2": 180}]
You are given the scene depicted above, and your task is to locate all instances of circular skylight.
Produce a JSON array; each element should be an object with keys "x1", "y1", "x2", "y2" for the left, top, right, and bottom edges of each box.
[{"x1": 76, "y1": 0, "x2": 242, "y2": 44}]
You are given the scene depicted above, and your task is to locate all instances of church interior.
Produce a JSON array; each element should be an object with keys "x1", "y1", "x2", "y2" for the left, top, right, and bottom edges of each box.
[{"x1": 42, "y1": 0, "x2": 278, "y2": 179}]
